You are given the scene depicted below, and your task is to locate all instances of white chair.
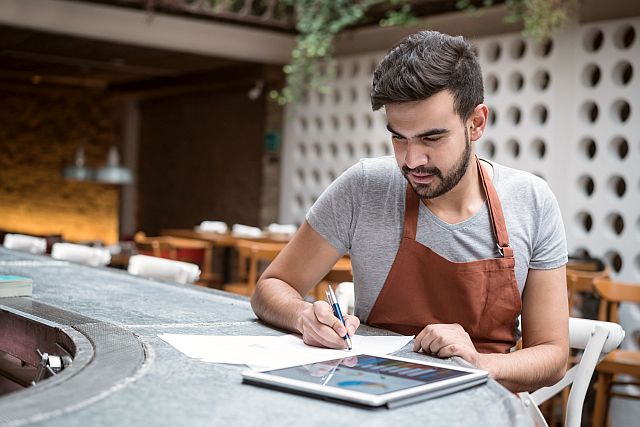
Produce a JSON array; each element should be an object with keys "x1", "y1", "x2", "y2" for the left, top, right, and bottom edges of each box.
[
  {"x1": 335, "y1": 282, "x2": 355, "y2": 315},
  {"x1": 3, "y1": 233, "x2": 47, "y2": 255},
  {"x1": 519, "y1": 317, "x2": 625, "y2": 427},
  {"x1": 127, "y1": 254, "x2": 200, "y2": 284},
  {"x1": 51, "y1": 242, "x2": 111, "y2": 267}
]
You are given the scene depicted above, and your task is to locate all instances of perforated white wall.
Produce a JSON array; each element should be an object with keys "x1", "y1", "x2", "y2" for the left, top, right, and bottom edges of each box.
[{"x1": 280, "y1": 18, "x2": 640, "y2": 283}]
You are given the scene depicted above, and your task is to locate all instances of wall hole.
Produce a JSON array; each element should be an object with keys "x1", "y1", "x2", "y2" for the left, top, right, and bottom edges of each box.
[
  {"x1": 605, "y1": 250, "x2": 623, "y2": 273},
  {"x1": 578, "y1": 175, "x2": 595, "y2": 197},
  {"x1": 480, "y1": 140, "x2": 496, "y2": 159},
  {"x1": 614, "y1": 24, "x2": 636, "y2": 49},
  {"x1": 329, "y1": 142, "x2": 338, "y2": 157},
  {"x1": 533, "y1": 69, "x2": 551, "y2": 90},
  {"x1": 582, "y1": 63, "x2": 601, "y2": 87},
  {"x1": 609, "y1": 137, "x2": 629, "y2": 160},
  {"x1": 576, "y1": 211, "x2": 593, "y2": 233},
  {"x1": 507, "y1": 106, "x2": 522, "y2": 125},
  {"x1": 580, "y1": 101, "x2": 599, "y2": 124},
  {"x1": 606, "y1": 212, "x2": 625, "y2": 236},
  {"x1": 486, "y1": 75, "x2": 499, "y2": 94},
  {"x1": 507, "y1": 139, "x2": 520, "y2": 158},
  {"x1": 608, "y1": 175, "x2": 626, "y2": 198},
  {"x1": 486, "y1": 42, "x2": 502, "y2": 62},
  {"x1": 509, "y1": 39, "x2": 527, "y2": 59},
  {"x1": 350, "y1": 87, "x2": 358, "y2": 103},
  {"x1": 579, "y1": 137, "x2": 597, "y2": 159},
  {"x1": 583, "y1": 28, "x2": 604, "y2": 52},
  {"x1": 531, "y1": 138, "x2": 547, "y2": 159},
  {"x1": 611, "y1": 100, "x2": 631, "y2": 123},
  {"x1": 488, "y1": 109, "x2": 497, "y2": 126},
  {"x1": 533, "y1": 104, "x2": 549, "y2": 125},
  {"x1": 534, "y1": 39, "x2": 553, "y2": 57},
  {"x1": 331, "y1": 115, "x2": 339, "y2": 131},
  {"x1": 613, "y1": 61, "x2": 633, "y2": 86},
  {"x1": 509, "y1": 72, "x2": 525, "y2": 92}
]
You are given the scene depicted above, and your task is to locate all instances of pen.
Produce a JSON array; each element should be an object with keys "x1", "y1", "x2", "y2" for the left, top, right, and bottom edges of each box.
[{"x1": 326, "y1": 285, "x2": 353, "y2": 351}]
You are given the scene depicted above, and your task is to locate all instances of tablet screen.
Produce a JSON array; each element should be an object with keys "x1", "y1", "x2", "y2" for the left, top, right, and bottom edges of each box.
[{"x1": 263, "y1": 354, "x2": 469, "y2": 395}]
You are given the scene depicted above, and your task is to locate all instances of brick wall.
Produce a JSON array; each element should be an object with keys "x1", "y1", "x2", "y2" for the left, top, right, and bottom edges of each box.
[{"x1": 0, "y1": 84, "x2": 122, "y2": 245}]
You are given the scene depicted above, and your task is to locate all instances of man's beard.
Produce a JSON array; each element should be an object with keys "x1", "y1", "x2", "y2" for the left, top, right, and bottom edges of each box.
[{"x1": 401, "y1": 128, "x2": 472, "y2": 200}]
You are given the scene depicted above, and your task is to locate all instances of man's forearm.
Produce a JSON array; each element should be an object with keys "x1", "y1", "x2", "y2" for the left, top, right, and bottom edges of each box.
[
  {"x1": 475, "y1": 344, "x2": 567, "y2": 392},
  {"x1": 250, "y1": 277, "x2": 310, "y2": 334}
]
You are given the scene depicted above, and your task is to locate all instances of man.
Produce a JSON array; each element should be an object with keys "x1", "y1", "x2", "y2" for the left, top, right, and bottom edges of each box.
[{"x1": 251, "y1": 31, "x2": 568, "y2": 392}]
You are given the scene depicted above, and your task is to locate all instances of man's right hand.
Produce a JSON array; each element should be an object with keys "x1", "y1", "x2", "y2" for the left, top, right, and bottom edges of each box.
[{"x1": 299, "y1": 300, "x2": 360, "y2": 349}]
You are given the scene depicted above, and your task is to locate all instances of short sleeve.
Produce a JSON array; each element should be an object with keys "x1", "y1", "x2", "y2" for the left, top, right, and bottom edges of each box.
[
  {"x1": 529, "y1": 183, "x2": 568, "y2": 269},
  {"x1": 305, "y1": 162, "x2": 365, "y2": 254}
]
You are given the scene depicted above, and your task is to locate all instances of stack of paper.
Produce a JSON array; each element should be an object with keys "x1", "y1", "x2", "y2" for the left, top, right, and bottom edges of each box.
[
  {"x1": 0, "y1": 275, "x2": 33, "y2": 298},
  {"x1": 158, "y1": 333, "x2": 413, "y2": 370}
]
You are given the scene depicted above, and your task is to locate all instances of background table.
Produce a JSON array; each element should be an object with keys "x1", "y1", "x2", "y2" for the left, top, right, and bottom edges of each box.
[{"x1": 0, "y1": 247, "x2": 533, "y2": 426}]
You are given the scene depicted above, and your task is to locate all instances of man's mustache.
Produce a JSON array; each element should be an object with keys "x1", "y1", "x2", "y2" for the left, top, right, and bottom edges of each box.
[{"x1": 401, "y1": 165, "x2": 443, "y2": 179}]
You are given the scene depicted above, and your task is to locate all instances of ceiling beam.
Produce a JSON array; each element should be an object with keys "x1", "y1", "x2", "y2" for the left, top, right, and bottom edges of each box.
[{"x1": 0, "y1": 0, "x2": 295, "y2": 65}]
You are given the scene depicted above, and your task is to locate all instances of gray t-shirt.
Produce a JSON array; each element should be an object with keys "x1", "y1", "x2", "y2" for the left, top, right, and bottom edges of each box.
[{"x1": 307, "y1": 156, "x2": 568, "y2": 323}]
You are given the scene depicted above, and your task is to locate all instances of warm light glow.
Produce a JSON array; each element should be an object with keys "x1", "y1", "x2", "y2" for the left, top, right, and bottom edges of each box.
[{"x1": 0, "y1": 188, "x2": 119, "y2": 245}]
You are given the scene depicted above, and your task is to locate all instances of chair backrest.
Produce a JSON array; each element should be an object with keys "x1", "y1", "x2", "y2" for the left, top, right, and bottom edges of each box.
[
  {"x1": 520, "y1": 317, "x2": 625, "y2": 427},
  {"x1": 3, "y1": 233, "x2": 47, "y2": 255},
  {"x1": 234, "y1": 240, "x2": 284, "y2": 295},
  {"x1": 51, "y1": 242, "x2": 111, "y2": 267},
  {"x1": 127, "y1": 254, "x2": 200, "y2": 284},
  {"x1": 593, "y1": 278, "x2": 640, "y2": 323},
  {"x1": 566, "y1": 268, "x2": 610, "y2": 317}
]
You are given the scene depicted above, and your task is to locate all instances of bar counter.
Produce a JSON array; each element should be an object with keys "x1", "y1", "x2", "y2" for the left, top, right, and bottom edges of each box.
[{"x1": 0, "y1": 247, "x2": 533, "y2": 426}]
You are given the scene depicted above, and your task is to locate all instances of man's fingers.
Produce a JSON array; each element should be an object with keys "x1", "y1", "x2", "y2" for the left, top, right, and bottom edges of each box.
[
  {"x1": 436, "y1": 344, "x2": 460, "y2": 359},
  {"x1": 344, "y1": 315, "x2": 360, "y2": 336},
  {"x1": 313, "y1": 301, "x2": 347, "y2": 336}
]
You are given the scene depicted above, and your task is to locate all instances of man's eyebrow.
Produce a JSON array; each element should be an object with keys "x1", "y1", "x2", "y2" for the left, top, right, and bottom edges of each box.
[{"x1": 386, "y1": 124, "x2": 449, "y2": 139}]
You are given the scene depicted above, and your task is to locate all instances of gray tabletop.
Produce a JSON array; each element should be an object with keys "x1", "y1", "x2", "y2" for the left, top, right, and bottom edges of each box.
[{"x1": 0, "y1": 247, "x2": 533, "y2": 426}]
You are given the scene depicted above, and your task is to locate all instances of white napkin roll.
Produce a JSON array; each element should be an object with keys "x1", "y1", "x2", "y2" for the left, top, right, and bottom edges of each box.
[
  {"x1": 127, "y1": 254, "x2": 200, "y2": 284},
  {"x1": 266, "y1": 223, "x2": 298, "y2": 235},
  {"x1": 231, "y1": 224, "x2": 264, "y2": 238},
  {"x1": 3, "y1": 233, "x2": 47, "y2": 255},
  {"x1": 197, "y1": 221, "x2": 228, "y2": 233},
  {"x1": 51, "y1": 243, "x2": 111, "y2": 267}
]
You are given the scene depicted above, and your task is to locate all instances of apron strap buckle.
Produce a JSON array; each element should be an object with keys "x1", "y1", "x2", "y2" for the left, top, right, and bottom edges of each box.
[{"x1": 497, "y1": 244, "x2": 513, "y2": 258}]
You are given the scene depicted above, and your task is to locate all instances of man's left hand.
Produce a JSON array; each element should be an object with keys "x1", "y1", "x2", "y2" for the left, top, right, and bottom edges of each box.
[{"x1": 413, "y1": 323, "x2": 479, "y2": 365}]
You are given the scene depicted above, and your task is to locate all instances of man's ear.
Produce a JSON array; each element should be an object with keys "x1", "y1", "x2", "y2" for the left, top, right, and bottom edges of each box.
[{"x1": 468, "y1": 104, "x2": 488, "y2": 141}]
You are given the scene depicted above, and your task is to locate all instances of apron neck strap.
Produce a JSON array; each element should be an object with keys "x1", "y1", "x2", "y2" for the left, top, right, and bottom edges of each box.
[
  {"x1": 401, "y1": 156, "x2": 513, "y2": 258},
  {"x1": 476, "y1": 155, "x2": 512, "y2": 258},
  {"x1": 403, "y1": 182, "x2": 420, "y2": 239}
]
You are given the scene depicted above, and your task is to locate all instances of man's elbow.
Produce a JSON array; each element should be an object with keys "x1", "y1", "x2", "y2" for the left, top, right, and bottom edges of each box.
[
  {"x1": 250, "y1": 279, "x2": 267, "y2": 318},
  {"x1": 542, "y1": 344, "x2": 569, "y2": 387}
]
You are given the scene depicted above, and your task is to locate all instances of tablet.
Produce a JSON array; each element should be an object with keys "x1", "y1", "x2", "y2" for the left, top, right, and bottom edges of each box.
[{"x1": 242, "y1": 354, "x2": 488, "y2": 408}]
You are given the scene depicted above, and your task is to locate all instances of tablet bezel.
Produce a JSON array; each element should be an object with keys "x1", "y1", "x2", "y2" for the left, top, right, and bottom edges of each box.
[{"x1": 241, "y1": 353, "x2": 488, "y2": 407}]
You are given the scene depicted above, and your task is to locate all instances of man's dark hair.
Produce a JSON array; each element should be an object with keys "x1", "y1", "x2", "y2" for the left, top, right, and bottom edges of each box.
[{"x1": 371, "y1": 31, "x2": 483, "y2": 120}]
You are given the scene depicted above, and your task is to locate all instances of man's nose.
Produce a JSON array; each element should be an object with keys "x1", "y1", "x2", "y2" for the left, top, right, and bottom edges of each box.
[{"x1": 404, "y1": 141, "x2": 428, "y2": 169}]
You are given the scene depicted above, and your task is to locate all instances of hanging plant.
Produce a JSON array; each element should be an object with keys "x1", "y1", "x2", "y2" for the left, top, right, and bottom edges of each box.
[
  {"x1": 270, "y1": 0, "x2": 415, "y2": 105},
  {"x1": 456, "y1": 0, "x2": 579, "y2": 40}
]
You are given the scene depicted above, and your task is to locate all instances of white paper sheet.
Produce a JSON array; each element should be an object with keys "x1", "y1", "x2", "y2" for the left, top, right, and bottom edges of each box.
[{"x1": 158, "y1": 333, "x2": 414, "y2": 370}]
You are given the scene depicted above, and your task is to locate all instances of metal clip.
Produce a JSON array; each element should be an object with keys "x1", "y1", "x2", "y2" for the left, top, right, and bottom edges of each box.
[
  {"x1": 32, "y1": 349, "x2": 69, "y2": 385},
  {"x1": 497, "y1": 243, "x2": 504, "y2": 257}
]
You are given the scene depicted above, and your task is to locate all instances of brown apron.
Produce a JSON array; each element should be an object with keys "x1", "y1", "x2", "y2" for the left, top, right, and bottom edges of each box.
[{"x1": 367, "y1": 156, "x2": 521, "y2": 354}]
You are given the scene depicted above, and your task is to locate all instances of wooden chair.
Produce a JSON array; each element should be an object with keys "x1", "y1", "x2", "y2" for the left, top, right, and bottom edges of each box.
[
  {"x1": 222, "y1": 240, "x2": 285, "y2": 296},
  {"x1": 591, "y1": 278, "x2": 640, "y2": 427},
  {"x1": 566, "y1": 267, "x2": 610, "y2": 318},
  {"x1": 312, "y1": 256, "x2": 353, "y2": 303},
  {"x1": 133, "y1": 232, "x2": 217, "y2": 287}
]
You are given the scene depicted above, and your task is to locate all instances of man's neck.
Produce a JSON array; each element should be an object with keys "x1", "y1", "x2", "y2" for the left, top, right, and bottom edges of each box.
[{"x1": 422, "y1": 158, "x2": 493, "y2": 224}]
